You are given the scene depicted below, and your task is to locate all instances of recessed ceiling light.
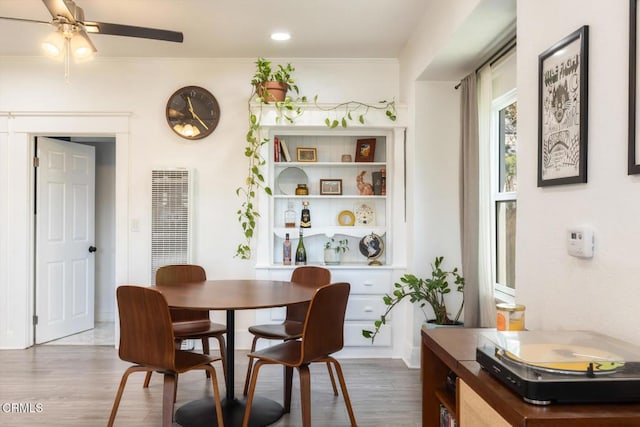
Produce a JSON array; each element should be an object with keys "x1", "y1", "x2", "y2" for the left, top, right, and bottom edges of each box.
[{"x1": 271, "y1": 32, "x2": 291, "y2": 41}]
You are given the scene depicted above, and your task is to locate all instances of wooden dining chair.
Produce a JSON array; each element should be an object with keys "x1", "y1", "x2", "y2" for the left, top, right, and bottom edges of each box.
[
  {"x1": 243, "y1": 282, "x2": 356, "y2": 427},
  {"x1": 144, "y1": 264, "x2": 227, "y2": 388},
  {"x1": 242, "y1": 266, "x2": 336, "y2": 396},
  {"x1": 108, "y1": 285, "x2": 224, "y2": 427}
]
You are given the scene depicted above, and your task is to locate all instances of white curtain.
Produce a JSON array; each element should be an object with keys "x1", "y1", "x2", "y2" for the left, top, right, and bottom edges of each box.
[
  {"x1": 477, "y1": 64, "x2": 496, "y2": 327},
  {"x1": 459, "y1": 73, "x2": 479, "y2": 327}
]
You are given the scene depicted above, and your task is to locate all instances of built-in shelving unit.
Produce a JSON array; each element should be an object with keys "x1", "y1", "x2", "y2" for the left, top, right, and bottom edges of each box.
[{"x1": 254, "y1": 124, "x2": 407, "y2": 357}]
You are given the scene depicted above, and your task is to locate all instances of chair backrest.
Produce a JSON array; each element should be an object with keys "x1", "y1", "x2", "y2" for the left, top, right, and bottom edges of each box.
[
  {"x1": 299, "y1": 282, "x2": 350, "y2": 364},
  {"x1": 156, "y1": 264, "x2": 208, "y2": 323},
  {"x1": 286, "y1": 266, "x2": 331, "y2": 322},
  {"x1": 117, "y1": 285, "x2": 176, "y2": 370}
]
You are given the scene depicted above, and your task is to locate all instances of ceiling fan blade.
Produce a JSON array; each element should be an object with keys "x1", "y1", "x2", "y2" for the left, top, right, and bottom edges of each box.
[
  {"x1": 42, "y1": 0, "x2": 77, "y2": 23},
  {"x1": 83, "y1": 21, "x2": 183, "y2": 43},
  {"x1": 0, "y1": 16, "x2": 51, "y2": 25}
]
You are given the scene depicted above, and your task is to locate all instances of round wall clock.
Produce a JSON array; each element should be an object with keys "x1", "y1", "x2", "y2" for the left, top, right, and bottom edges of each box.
[{"x1": 166, "y1": 86, "x2": 220, "y2": 140}]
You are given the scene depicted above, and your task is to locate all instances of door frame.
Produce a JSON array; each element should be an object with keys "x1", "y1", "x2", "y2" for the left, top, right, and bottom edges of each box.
[{"x1": 0, "y1": 112, "x2": 129, "y2": 349}]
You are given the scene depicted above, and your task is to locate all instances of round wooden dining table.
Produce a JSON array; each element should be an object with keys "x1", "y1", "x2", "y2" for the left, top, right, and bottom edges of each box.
[{"x1": 154, "y1": 279, "x2": 318, "y2": 427}]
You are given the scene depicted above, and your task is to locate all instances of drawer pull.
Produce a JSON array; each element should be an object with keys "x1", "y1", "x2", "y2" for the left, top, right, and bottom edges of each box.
[
  {"x1": 364, "y1": 306, "x2": 373, "y2": 312},
  {"x1": 363, "y1": 281, "x2": 374, "y2": 287}
]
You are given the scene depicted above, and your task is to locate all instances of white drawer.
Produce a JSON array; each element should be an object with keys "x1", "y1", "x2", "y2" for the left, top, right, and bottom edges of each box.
[
  {"x1": 345, "y1": 295, "x2": 387, "y2": 321},
  {"x1": 344, "y1": 322, "x2": 391, "y2": 347},
  {"x1": 331, "y1": 269, "x2": 392, "y2": 294}
]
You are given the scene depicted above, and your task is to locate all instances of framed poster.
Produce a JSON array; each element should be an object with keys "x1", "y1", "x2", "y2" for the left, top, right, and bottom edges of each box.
[
  {"x1": 538, "y1": 26, "x2": 589, "y2": 187},
  {"x1": 630, "y1": 0, "x2": 640, "y2": 174}
]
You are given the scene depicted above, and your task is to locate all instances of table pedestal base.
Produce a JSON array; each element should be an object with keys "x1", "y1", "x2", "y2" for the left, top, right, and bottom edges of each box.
[{"x1": 175, "y1": 397, "x2": 284, "y2": 427}]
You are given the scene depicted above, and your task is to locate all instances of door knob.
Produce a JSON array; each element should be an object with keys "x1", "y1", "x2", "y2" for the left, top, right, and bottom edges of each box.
[{"x1": 88, "y1": 246, "x2": 97, "y2": 253}]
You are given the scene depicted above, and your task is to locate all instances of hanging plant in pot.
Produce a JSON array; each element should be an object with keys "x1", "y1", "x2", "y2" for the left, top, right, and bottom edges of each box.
[
  {"x1": 251, "y1": 57, "x2": 299, "y2": 103},
  {"x1": 362, "y1": 256, "x2": 465, "y2": 342}
]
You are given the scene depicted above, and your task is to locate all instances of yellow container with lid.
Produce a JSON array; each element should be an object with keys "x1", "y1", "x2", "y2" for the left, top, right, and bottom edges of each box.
[
  {"x1": 496, "y1": 303, "x2": 525, "y2": 331},
  {"x1": 295, "y1": 184, "x2": 309, "y2": 195}
]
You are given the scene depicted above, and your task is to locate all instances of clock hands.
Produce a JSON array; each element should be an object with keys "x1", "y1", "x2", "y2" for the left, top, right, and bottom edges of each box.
[{"x1": 186, "y1": 96, "x2": 209, "y2": 130}]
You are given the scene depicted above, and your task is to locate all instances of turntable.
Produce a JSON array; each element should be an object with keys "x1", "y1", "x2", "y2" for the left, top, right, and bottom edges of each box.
[{"x1": 476, "y1": 330, "x2": 640, "y2": 405}]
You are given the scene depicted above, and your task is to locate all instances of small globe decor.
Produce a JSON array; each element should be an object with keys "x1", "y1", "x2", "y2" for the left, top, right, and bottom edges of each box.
[{"x1": 359, "y1": 233, "x2": 383, "y2": 266}]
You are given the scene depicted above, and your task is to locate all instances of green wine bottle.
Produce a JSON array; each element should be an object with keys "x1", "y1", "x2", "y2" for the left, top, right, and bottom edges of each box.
[{"x1": 295, "y1": 230, "x2": 307, "y2": 265}]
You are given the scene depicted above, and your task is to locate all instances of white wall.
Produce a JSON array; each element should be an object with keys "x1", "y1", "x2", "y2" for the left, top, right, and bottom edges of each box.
[
  {"x1": 410, "y1": 81, "x2": 463, "y2": 346},
  {"x1": 0, "y1": 56, "x2": 399, "y2": 348},
  {"x1": 517, "y1": 0, "x2": 640, "y2": 344}
]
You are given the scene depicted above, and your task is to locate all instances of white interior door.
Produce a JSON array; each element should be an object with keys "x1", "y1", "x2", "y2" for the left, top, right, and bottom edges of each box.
[{"x1": 35, "y1": 137, "x2": 95, "y2": 344}]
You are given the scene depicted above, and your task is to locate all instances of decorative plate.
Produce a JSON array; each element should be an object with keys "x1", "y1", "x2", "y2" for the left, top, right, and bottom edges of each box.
[
  {"x1": 338, "y1": 210, "x2": 355, "y2": 226},
  {"x1": 276, "y1": 167, "x2": 308, "y2": 195}
]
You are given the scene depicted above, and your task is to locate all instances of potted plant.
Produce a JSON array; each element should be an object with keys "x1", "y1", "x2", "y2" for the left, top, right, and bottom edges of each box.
[
  {"x1": 362, "y1": 256, "x2": 464, "y2": 342},
  {"x1": 323, "y1": 237, "x2": 349, "y2": 265},
  {"x1": 251, "y1": 57, "x2": 299, "y2": 103}
]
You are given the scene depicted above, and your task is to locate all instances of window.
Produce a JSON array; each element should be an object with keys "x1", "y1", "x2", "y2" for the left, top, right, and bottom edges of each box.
[{"x1": 492, "y1": 92, "x2": 517, "y2": 297}]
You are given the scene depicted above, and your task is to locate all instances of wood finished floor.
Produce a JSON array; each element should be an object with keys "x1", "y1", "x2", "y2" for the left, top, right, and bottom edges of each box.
[{"x1": 0, "y1": 345, "x2": 421, "y2": 426}]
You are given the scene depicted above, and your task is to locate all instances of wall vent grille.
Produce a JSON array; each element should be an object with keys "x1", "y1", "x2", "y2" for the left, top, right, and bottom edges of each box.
[{"x1": 151, "y1": 169, "x2": 192, "y2": 283}]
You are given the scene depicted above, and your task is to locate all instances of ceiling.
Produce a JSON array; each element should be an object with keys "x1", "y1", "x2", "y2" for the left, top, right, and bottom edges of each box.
[{"x1": 0, "y1": 0, "x2": 516, "y2": 76}]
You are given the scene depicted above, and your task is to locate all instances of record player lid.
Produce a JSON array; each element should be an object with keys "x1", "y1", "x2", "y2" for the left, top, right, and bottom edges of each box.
[{"x1": 478, "y1": 330, "x2": 640, "y2": 374}]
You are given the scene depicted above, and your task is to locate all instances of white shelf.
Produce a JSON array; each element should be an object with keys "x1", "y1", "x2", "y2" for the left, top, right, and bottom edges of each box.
[
  {"x1": 273, "y1": 195, "x2": 386, "y2": 200},
  {"x1": 275, "y1": 162, "x2": 387, "y2": 168},
  {"x1": 274, "y1": 226, "x2": 386, "y2": 239}
]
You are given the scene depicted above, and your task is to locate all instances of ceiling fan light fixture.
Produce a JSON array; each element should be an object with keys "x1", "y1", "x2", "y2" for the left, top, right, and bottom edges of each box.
[
  {"x1": 270, "y1": 32, "x2": 291, "y2": 41},
  {"x1": 70, "y1": 31, "x2": 96, "y2": 60},
  {"x1": 42, "y1": 31, "x2": 65, "y2": 57}
]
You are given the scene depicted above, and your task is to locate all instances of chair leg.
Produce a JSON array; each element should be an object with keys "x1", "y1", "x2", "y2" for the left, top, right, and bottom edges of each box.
[
  {"x1": 144, "y1": 339, "x2": 183, "y2": 388},
  {"x1": 328, "y1": 358, "x2": 357, "y2": 426},
  {"x1": 143, "y1": 371, "x2": 153, "y2": 388},
  {"x1": 242, "y1": 359, "x2": 266, "y2": 427},
  {"x1": 283, "y1": 366, "x2": 293, "y2": 413},
  {"x1": 162, "y1": 373, "x2": 177, "y2": 427},
  {"x1": 108, "y1": 365, "x2": 150, "y2": 427},
  {"x1": 215, "y1": 334, "x2": 227, "y2": 384},
  {"x1": 173, "y1": 373, "x2": 179, "y2": 403},
  {"x1": 298, "y1": 364, "x2": 312, "y2": 427},
  {"x1": 242, "y1": 335, "x2": 259, "y2": 396},
  {"x1": 326, "y1": 361, "x2": 338, "y2": 396},
  {"x1": 202, "y1": 337, "x2": 211, "y2": 379},
  {"x1": 204, "y1": 364, "x2": 224, "y2": 427}
]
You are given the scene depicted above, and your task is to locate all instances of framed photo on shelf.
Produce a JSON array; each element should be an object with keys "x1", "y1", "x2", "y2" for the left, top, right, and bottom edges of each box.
[
  {"x1": 630, "y1": 0, "x2": 640, "y2": 174},
  {"x1": 355, "y1": 138, "x2": 376, "y2": 162},
  {"x1": 320, "y1": 179, "x2": 343, "y2": 195},
  {"x1": 296, "y1": 147, "x2": 317, "y2": 162},
  {"x1": 538, "y1": 25, "x2": 589, "y2": 187}
]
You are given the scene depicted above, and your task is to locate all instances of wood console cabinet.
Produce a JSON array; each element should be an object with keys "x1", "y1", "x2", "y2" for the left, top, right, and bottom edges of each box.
[{"x1": 421, "y1": 327, "x2": 640, "y2": 426}]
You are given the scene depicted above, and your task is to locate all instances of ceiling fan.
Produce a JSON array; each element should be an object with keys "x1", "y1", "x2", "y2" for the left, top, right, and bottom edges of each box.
[{"x1": 0, "y1": 0, "x2": 184, "y2": 57}]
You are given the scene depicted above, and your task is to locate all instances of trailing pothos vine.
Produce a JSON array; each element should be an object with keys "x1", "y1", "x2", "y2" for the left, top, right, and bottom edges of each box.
[{"x1": 235, "y1": 58, "x2": 397, "y2": 260}]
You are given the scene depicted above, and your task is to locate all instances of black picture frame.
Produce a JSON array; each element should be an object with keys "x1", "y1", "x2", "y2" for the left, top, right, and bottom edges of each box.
[
  {"x1": 630, "y1": 0, "x2": 640, "y2": 174},
  {"x1": 538, "y1": 26, "x2": 589, "y2": 187}
]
